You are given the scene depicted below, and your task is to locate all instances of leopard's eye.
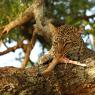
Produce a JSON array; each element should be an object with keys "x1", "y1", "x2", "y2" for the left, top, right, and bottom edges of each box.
[{"x1": 53, "y1": 40, "x2": 57, "y2": 44}]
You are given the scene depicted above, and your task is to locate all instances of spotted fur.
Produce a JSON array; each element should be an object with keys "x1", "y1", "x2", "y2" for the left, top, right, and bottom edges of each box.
[
  {"x1": 49, "y1": 24, "x2": 86, "y2": 59},
  {"x1": 38, "y1": 22, "x2": 86, "y2": 75}
]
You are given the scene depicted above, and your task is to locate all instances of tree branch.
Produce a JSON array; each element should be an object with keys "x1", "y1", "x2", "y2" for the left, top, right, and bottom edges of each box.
[
  {"x1": 1, "y1": 0, "x2": 45, "y2": 36},
  {"x1": 0, "y1": 43, "x2": 23, "y2": 55},
  {"x1": 21, "y1": 30, "x2": 36, "y2": 68}
]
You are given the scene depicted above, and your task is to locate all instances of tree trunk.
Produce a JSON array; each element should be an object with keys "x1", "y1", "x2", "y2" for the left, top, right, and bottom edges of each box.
[{"x1": 1, "y1": 0, "x2": 95, "y2": 95}]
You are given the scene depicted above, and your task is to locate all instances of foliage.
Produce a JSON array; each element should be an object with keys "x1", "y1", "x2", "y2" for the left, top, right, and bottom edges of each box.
[{"x1": 0, "y1": 0, "x2": 95, "y2": 41}]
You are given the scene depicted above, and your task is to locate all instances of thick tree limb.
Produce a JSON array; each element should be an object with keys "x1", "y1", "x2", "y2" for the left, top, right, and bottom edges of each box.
[
  {"x1": 1, "y1": 0, "x2": 44, "y2": 35},
  {"x1": 2, "y1": 8, "x2": 34, "y2": 35},
  {"x1": 0, "y1": 48, "x2": 95, "y2": 95}
]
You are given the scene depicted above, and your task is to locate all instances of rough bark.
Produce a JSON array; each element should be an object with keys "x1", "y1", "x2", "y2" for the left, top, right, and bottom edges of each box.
[
  {"x1": 0, "y1": 48, "x2": 95, "y2": 95},
  {"x1": 0, "y1": 0, "x2": 95, "y2": 95}
]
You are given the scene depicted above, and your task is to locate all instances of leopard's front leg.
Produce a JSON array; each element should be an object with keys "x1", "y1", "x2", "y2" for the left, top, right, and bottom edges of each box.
[
  {"x1": 37, "y1": 53, "x2": 53, "y2": 76},
  {"x1": 41, "y1": 58, "x2": 59, "y2": 75},
  {"x1": 38, "y1": 53, "x2": 53, "y2": 65}
]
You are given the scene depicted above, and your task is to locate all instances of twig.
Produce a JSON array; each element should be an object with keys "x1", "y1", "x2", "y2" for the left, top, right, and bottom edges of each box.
[{"x1": 0, "y1": 42, "x2": 23, "y2": 55}]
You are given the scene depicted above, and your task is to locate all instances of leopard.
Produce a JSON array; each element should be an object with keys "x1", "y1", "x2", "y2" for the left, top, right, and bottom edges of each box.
[{"x1": 38, "y1": 21, "x2": 87, "y2": 75}]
